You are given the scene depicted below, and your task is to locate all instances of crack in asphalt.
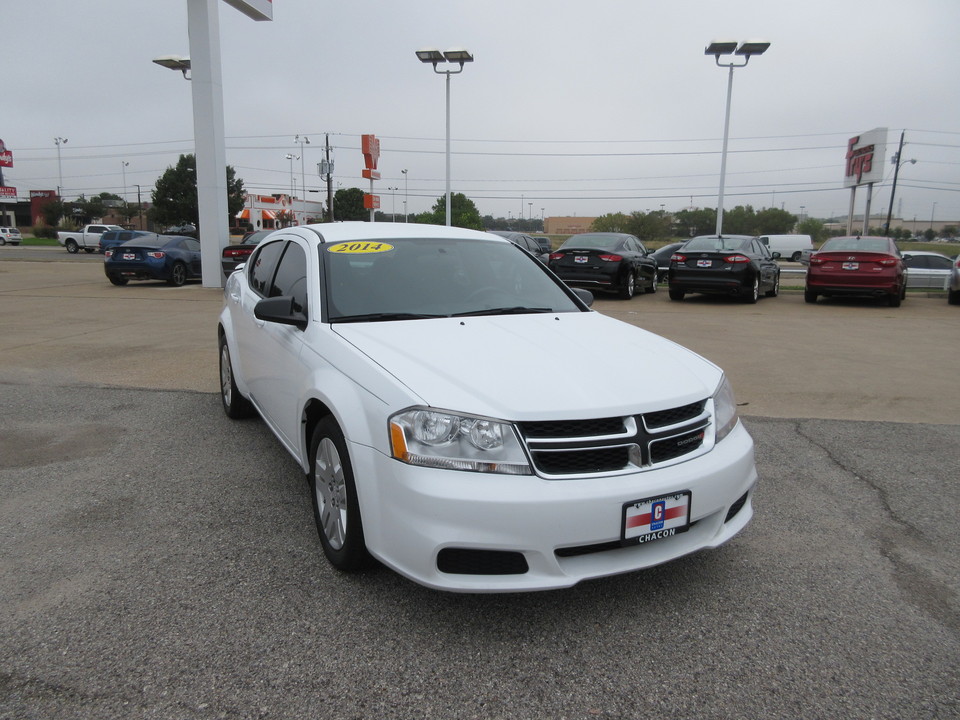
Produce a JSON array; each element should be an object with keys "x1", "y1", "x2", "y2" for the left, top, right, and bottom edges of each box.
[{"x1": 793, "y1": 420, "x2": 959, "y2": 634}]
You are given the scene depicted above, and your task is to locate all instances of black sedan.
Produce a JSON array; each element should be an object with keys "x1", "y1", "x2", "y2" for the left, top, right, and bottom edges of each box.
[
  {"x1": 668, "y1": 234, "x2": 780, "y2": 303},
  {"x1": 488, "y1": 231, "x2": 549, "y2": 262},
  {"x1": 548, "y1": 232, "x2": 658, "y2": 299},
  {"x1": 648, "y1": 242, "x2": 685, "y2": 282},
  {"x1": 222, "y1": 229, "x2": 277, "y2": 277},
  {"x1": 104, "y1": 235, "x2": 202, "y2": 287}
]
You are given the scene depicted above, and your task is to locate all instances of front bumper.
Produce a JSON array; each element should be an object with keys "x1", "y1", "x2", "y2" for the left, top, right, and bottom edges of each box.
[{"x1": 351, "y1": 421, "x2": 757, "y2": 592}]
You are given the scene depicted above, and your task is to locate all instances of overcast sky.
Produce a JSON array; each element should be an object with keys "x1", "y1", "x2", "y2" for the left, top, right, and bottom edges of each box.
[{"x1": 6, "y1": 0, "x2": 959, "y2": 225}]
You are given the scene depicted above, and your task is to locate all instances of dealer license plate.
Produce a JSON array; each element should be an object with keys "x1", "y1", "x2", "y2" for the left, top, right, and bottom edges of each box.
[
  {"x1": 621, "y1": 491, "x2": 691, "y2": 546},
  {"x1": 842, "y1": 262, "x2": 859, "y2": 270},
  {"x1": 697, "y1": 259, "x2": 712, "y2": 267},
  {"x1": 123, "y1": 253, "x2": 136, "y2": 260}
]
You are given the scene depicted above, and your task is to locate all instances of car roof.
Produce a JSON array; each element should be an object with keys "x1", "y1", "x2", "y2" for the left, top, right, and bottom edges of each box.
[{"x1": 294, "y1": 221, "x2": 504, "y2": 245}]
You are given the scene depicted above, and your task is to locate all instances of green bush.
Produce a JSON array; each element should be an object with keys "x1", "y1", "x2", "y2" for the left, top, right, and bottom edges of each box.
[{"x1": 32, "y1": 224, "x2": 58, "y2": 239}]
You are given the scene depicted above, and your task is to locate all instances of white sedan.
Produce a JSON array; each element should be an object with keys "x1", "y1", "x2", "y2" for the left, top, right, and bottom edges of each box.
[{"x1": 217, "y1": 222, "x2": 757, "y2": 592}]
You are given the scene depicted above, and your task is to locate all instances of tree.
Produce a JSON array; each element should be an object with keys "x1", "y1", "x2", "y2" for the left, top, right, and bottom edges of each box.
[
  {"x1": 591, "y1": 213, "x2": 631, "y2": 233},
  {"x1": 40, "y1": 199, "x2": 67, "y2": 227},
  {"x1": 417, "y1": 193, "x2": 483, "y2": 230},
  {"x1": 151, "y1": 154, "x2": 245, "y2": 230},
  {"x1": 673, "y1": 208, "x2": 716, "y2": 238},
  {"x1": 333, "y1": 187, "x2": 367, "y2": 221},
  {"x1": 626, "y1": 211, "x2": 673, "y2": 242},
  {"x1": 796, "y1": 217, "x2": 827, "y2": 243}
]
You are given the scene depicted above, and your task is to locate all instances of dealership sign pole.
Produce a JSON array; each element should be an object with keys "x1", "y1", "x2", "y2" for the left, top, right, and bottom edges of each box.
[
  {"x1": 0, "y1": 139, "x2": 15, "y2": 226},
  {"x1": 843, "y1": 127, "x2": 887, "y2": 235},
  {"x1": 362, "y1": 134, "x2": 381, "y2": 222}
]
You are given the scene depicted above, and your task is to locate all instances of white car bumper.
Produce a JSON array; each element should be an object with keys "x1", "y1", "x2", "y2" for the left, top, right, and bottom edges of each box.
[{"x1": 350, "y1": 421, "x2": 757, "y2": 592}]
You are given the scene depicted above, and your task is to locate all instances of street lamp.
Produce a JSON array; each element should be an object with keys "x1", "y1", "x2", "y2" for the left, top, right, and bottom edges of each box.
[
  {"x1": 284, "y1": 153, "x2": 299, "y2": 225},
  {"x1": 705, "y1": 39, "x2": 770, "y2": 236},
  {"x1": 54, "y1": 137, "x2": 68, "y2": 197},
  {"x1": 401, "y1": 169, "x2": 408, "y2": 222},
  {"x1": 388, "y1": 186, "x2": 399, "y2": 221},
  {"x1": 884, "y1": 130, "x2": 917, "y2": 236},
  {"x1": 295, "y1": 134, "x2": 310, "y2": 222},
  {"x1": 121, "y1": 161, "x2": 129, "y2": 211},
  {"x1": 416, "y1": 46, "x2": 474, "y2": 226},
  {"x1": 152, "y1": 55, "x2": 191, "y2": 79}
]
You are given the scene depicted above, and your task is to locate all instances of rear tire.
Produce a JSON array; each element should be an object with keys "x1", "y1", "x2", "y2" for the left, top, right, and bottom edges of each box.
[
  {"x1": 804, "y1": 289, "x2": 818, "y2": 304},
  {"x1": 107, "y1": 275, "x2": 128, "y2": 286},
  {"x1": 618, "y1": 271, "x2": 636, "y2": 299},
  {"x1": 308, "y1": 417, "x2": 371, "y2": 571},
  {"x1": 743, "y1": 276, "x2": 759, "y2": 304},
  {"x1": 888, "y1": 292, "x2": 901, "y2": 308},
  {"x1": 668, "y1": 287, "x2": 685, "y2": 301},
  {"x1": 790, "y1": 251, "x2": 802, "y2": 262},
  {"x1": 168, "y1": 261, "x2": 188, "y2": 287},
  {"x1": 65, "y1": 239, "x2": 79, "y2": 254},
  {"x1": 949, "y1": 289, "x2": 960, "y2": 306}
]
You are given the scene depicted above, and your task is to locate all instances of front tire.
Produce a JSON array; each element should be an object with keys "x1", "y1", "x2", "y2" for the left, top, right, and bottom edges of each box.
[
  {"x1": 308, "y1": 417, "x2": 370, "y2": 571},
  {"x1": 765, "y1": 273, "x2": 780, "y2": 298},
  {"x1": 219, "y1": 334, "x2": 254, "y2": 419},
  {"x1": 644, "y1": 270, "x2": 658, "y2": 293},
  {"x1": 168, "y1": 261, "x2": 187, "y2": 287}
]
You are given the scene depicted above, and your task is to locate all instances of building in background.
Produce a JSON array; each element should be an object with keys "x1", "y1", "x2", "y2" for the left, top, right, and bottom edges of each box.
[{"x1": 544, "y1": 216, "x2": 596, "y2": 236}]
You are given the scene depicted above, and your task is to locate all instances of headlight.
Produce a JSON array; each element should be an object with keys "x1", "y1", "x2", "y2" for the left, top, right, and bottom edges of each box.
[
  {"x1": 713, "y1": 375, "x2": 739, "y2": 443},
  {"x1": 389, "y1": 408, "x2": 532, "y2": 475}
]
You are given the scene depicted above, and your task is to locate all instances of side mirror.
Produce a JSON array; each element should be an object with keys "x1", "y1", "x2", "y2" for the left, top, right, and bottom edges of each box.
[
  {"x1": 571, "y1": 287, "x2": 594, "y2": 307},
  {"x1": 254, "y1": 296, "x2": 308, "y2": 331},
  {"x1": 771, "y1": 252, "x2": 781, "y2": 260}
]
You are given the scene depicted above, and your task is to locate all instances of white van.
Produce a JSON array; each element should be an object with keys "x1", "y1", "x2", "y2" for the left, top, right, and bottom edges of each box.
[{"x1": 758, "y1": 234, "x2": 812, "y2": 262}]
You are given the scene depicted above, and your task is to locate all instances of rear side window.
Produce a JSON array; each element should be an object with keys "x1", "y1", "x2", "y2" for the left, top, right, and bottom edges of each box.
[{"x1": 249, "y1": 240, "x2": 286, "y2": 296}]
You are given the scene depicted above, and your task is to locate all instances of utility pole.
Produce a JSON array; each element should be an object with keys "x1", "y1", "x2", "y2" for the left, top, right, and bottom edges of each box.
[{"x1": 324, "y1": 134, "x2": 334, "y2": 222}]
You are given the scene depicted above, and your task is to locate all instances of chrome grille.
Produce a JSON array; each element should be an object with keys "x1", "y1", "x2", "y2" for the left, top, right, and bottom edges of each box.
[{"x1": 516, "y1": 400, "x2": 710, "y2": 477}]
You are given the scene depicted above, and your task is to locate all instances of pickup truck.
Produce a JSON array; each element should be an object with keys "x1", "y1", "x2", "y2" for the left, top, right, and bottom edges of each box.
[{"x1": 58, "y1": 224, "x2": 123, "y2": 253}]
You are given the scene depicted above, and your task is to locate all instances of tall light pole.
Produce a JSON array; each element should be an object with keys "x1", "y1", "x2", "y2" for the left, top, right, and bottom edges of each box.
[
  {"x1": 705, "y1": 40, "x2": 770, "y2": 236},
  {"x1": 295, "y1": 134, "x2": 309, "y2": 222},
  {"x1": 121, "y1": 161, "x2": 129, "y2": 211},
  {"x1": 401, "y1": 169, "x2": 409, "y2": 222},
  {"x1": 884, "y1": 130, "x2": 916, "y2": 236},
  {"x1": 284, "y1": 153, "x2": 298, "y2": 225},
  {"x1": 416, "y1": 47, "x2": 473, "y2": 226},
  {"x1": 388, "y1": 186, "x2": 399, "y2": 221},
  {"x1": 54, "y1": 137, "x2": 68, "y2": 197}
]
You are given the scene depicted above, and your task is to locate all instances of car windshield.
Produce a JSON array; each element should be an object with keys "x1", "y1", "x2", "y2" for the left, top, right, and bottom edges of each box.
[
  {"x1": 323, "y1": 237, "x2": 583, "y2": 321},
  {"x1": 683, "y1": 237, "x2": 748, "y2": 252},
  {"x1": 820, "y1": 237, "x2": 894, "y2": 253},
  {"x1": 558, "y1": 234, "x2": 620, "y2": 250}
]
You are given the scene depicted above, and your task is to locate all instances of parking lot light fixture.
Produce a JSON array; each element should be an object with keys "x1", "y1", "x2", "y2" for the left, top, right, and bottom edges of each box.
[
  {"x1": 152, "y1": 54, "x2": 192, "y2": 80},
  {"x1": 705, "y1": 39, "x2": 770, "y2": 236},
  {"x1": 416, "y1": 46, "x2": 474, "y2": 226}
]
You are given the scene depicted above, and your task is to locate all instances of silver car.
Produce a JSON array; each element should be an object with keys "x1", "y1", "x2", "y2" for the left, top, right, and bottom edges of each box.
[
  {"x1": 902, "y1": 250, "x2": 954, "y2": 289},
  {"x1": 0, "y1": 227, "x2": 22, "y2": 246},
  {"x1": 948, "y1": 253, "x2": 960, "y2": 305}
]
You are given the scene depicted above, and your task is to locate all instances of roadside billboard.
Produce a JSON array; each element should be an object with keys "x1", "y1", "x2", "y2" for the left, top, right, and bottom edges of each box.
[{"x1": 844, "y1": 127, "x2": 887, "y2": 188}]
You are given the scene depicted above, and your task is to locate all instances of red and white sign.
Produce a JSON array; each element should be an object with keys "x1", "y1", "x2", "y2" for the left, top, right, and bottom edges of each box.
[
  {"x1": 363, "y1": 194, "x2": 381, "y2": 210},
  {"x1": 0, "y1": 139, "x2": 12, "y2": 168},
  {"x1": 361, "y1": 134, "x2": 381, "y2": 179},
  {"x1": 0, "y1": 187, "x2": 17, "y2": 199},
  {"x1": 844, "y1": 127, "x2": 887, "y2": 188}
]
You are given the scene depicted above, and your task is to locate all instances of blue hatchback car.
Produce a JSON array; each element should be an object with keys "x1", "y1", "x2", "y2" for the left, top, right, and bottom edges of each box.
[{"x1": 104, "y1": 235, "x2": 202, "y2": 286}]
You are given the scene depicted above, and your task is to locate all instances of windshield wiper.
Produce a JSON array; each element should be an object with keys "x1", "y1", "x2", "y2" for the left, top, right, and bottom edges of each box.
[
  {"x1": 452, "y1": 307, "x2": 553, "y2": 317},
  {"x1": 332, "y1": 312, "x2": 447, "y2": 323}
]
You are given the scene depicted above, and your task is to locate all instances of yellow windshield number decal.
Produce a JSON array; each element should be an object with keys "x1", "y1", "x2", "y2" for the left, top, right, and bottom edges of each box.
[{"x1": 327, "y1": 241, "x2": 394, "y2": 255}]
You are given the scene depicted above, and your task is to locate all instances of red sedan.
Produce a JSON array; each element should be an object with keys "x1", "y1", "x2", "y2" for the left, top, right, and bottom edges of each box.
[{"x1": 805, "y1": 236, "x2": 905, "y2": 307}]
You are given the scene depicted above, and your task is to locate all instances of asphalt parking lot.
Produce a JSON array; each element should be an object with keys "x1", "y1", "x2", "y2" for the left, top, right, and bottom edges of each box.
[{"x1": 2, "y1": 250, "x2": 958, "y2": 719}]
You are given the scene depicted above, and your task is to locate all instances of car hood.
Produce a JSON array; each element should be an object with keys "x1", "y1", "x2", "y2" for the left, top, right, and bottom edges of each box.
[{"x1": 333, "y1": 312, "x2": 721, "y2": 420}]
